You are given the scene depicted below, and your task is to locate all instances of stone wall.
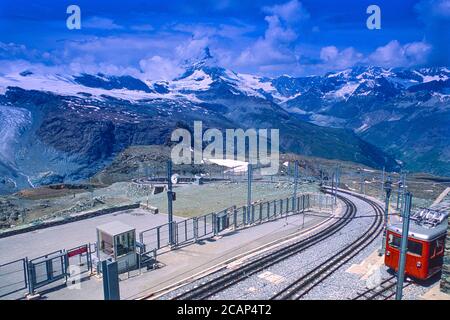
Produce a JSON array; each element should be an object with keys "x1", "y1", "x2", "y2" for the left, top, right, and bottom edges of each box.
[{"x1": 0, "y1": 203, "x2": 140, "y2": 239}]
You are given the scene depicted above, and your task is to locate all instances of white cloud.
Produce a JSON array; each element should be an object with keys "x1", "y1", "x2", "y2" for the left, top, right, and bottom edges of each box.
[
  {"x1": 415, "y1": 0, "x2": 450, "y2": 65},
  {"x1": 264, "y1": 15, "x2": 298, "y2": 43},
  {"x1": 320, "y1": 46, "x2": 339, "y2": 61},
  {"x1": 316, "y1": 41, "x2": 431, "y2": 72},
  {"x1": 235, "y1": 1, "x2": 309, "y2": 74},
  {"x1": 263, "y1": 0, "x2": 310, "y2": 24},
  {"x1": 139, "y1": 56, "x2": 183, "y2": 81},
  {"x1": 318, "y1": 46, "x2": 363, "y2": 71},
  {"x1": 368, "y1": 40, "x2": 431, "y2": 67},
  {"x1": 130, "y1": 24, "x2": 154, "y2": 32},
  {"x1": 83, "y1": 17, "x2": 123, "y2": 30},
  {"x1": 175, "y1": 38, "x2": 211, "y2": 62},
  {"x1": 417, "y1": 0, "x2": 450, "y2": 18}
]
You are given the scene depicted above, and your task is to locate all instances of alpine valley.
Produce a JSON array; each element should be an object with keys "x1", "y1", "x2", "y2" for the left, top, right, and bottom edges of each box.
[{"x1": 0, "y1": 49, "x2": 449, "y2": 194}]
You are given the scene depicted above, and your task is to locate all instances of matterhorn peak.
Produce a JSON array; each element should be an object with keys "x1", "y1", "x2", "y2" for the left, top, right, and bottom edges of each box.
[{"x1": 184, "y1": 47, "x2": 219, "y2": 70}]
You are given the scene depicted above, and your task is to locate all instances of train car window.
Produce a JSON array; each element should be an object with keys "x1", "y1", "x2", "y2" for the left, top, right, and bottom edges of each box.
[
  {"x1": 436, "y1": 239, "x2": 445, "y2": 255},
  {"x1": 408, "y1": 240, "x2": 423, "y2": 256},
  {"x1": 388, "y1": 234, "x2": 401, "y2": 248},
  {"x1": 430, "y1": 238, "x2": 445, "y2": 258},
  {"x1": 388, "y1": 234, "x2": 422, "y2": 256},
  {"x1": 429, "y1": 240, "x2": 437, "y2": 258}
]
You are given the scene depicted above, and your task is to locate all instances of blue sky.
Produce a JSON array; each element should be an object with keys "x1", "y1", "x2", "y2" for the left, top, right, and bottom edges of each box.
[{"x1": 0, "y1": 0, "x2": 448, "y2": 79}]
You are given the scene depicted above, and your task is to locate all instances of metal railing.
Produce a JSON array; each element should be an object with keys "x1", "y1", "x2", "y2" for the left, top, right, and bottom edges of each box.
[
  {"x1": 0, "y1": 258, "x2": 28, "y2": 299},
  {"x1": 139, "y1": 193, "x2": 334, "y2": 254}
]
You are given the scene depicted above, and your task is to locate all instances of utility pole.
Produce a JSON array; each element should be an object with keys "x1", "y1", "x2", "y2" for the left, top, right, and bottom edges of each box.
[
  {"x1": 331, "y1": 167, "x2": 337, "y2": 203},
  {"x1": 396, "y1": 192, "x2": 412, "y2": 300},
  {"x1": 399, "y1": 172, "x2": 407, "y2": 213},
  {"x1": 247, "y1": 163, "x2": 253, "y2": 224},
  {"x1": 358, "y1": 170, "x2": 363, "y2": 194},
  {"x1": 396, "y1": 171, "x2": 403, "y2": 210},
  {"x1": 336, "y1": 167, "x2": 339, "y2": 201},
  {"x1": 379, "y1": 176, "x2": 392, "y2": 255},
  {"x1": 360, "y1": 171, "x2": 365, "y2": 196},
  {"x1": 167, "y1": 160, "x2": 174, "y2": 246},
  {"x1": 381, "y1": 167, "x2": 385, "y2": 199},
  {"x1": 336, "y1": 166, "x2": 340, "y2": 190},
  {"x1": 293, "y1": 160, "x2": 299, "y2": 211},
  {"x1": 331, "y1": 172, "x2": 335, "y2": 202},
  {"x1": 320, "y1": 167, "x2": 324, "y2": 186}
]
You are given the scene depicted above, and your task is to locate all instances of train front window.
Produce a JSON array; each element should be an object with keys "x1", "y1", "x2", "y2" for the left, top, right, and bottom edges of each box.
[
  {"x1": 388, "y1": 234, "x2": 401, "y2": 248},
  {"x1": 388, "y1": 234, "x2": 423, "y2": 256},
  {"x1": 408, "y1": 241, "x2": 423, "y2": 256}
]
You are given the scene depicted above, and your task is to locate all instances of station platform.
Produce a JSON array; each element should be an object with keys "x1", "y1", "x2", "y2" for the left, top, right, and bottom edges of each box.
[
  {"x1": 6, "y1": 206, "x2": 336, "y2": 300},
  {"x1": 0, "y1": 208, "x2": 185, "y2": 265}
]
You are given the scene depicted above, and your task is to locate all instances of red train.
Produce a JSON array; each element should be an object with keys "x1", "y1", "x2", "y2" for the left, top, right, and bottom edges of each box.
[{"x1": 385, "y1": 206, "x2": 448, "y2": 280}]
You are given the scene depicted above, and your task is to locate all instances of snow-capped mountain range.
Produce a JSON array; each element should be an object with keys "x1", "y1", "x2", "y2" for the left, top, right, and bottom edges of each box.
[
  {"x1": 0, "y1": 49, "x2": 449, "y2": 193},
  {"x1": 1, "y1": 52, "x2": 449, "y2": 109}
]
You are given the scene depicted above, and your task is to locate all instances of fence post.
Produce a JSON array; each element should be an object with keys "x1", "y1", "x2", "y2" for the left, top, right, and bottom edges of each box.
[
  {"x1": 285, "y1": 197, "x2": 289, "y2": 214},
  {"x1": 288, "y1": 197, "x2": 291, "y2": 213},
  {"x1": 292, "y1": 196, "x2": 296, "y2": 213},
  {"x1": 302, "y1": 195, "x2": 306, "y2": 229},
  {"x1": 194, "y1": 217, "x2": 198, "y2": 242},
  {"x1": 251, "y1": 205, "x2": 255, "y2": 224},
  {"x1": 274, "y1": 200, "x2": 277, "y2": 217},
  {"x1": 167, "y1": 161, "x2": 175, "y2": 247},
  {"x1": 247, "y1": 164, "x2": 252, "y2": 223},
  {"x1": 259, "y1": 203, "x2": 263, "y2": 222},
  {"x1": 233, "y1": 206, "x2": 237, "y2": 229},
  {"x1": 213, "y1": 213, "x2": 218, "y2": 235},
  {"x1": 293, "y1": 160, "x2": 299, "y2": 205},
  {"x1": 26, "y1": 259, "x2": 34, "y2": 296},
  {"x1": 102, "y1": 260, "x2": 120, "y2": 300},
  {"x1": 243, "y1": 207, "x2": 247, "y2": 225},
  {"x1": 157, "y1": 226, "x2": 161, "y2": 249}
]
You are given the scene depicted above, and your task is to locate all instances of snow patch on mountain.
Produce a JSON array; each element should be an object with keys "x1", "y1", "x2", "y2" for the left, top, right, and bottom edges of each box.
[
  {"x1": 234, "y1": 73, "x2": 276, "y2": 95},
  {"x1": 328, "y1": 83, "x2": 359, "y2": 99},
  {"x1": 0, "y1": 71, "x2": 197, "y2": 103},
  {"x1": 413, "y1": 69, "x2": 450, "y2": 83},
  {"x1": 171, "y1": 69, "x2": 213, "y2": 92},
  {"x1": 355, "y1": 123, "x2": 370, "y2": 133}
]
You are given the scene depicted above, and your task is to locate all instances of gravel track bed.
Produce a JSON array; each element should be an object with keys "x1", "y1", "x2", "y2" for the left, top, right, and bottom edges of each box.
[
  {"x1": 159, "y1": 193, "x2": 438, "y2": 300},
  {"x1": 209, "y1": 194, "x2": 373, "y2": 300},
  {"x1": 158, "y1": 212, "x2": 334, "y2": 300}
]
